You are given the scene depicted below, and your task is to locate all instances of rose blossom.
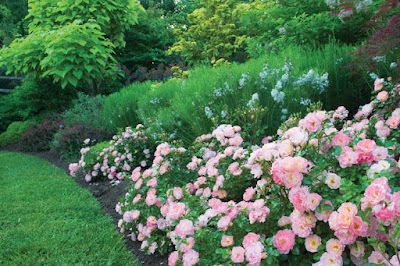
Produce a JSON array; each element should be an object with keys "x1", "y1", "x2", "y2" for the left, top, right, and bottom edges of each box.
[
  {"x1": 175, "y1": 219, "x2": 195, "y2": 238},
  {"x1": 273, "y1": 229, "x2": 295, "y2": 254},
  {"x1": 305, "y1": 235, "x2": 321, "y2": 253},
  {"x1": 182, "y1": 249, "x2": 199, "y2": 266},
  {"x1": 168, "y1": 251, "x2": 179, "y2": 266},
  {"x1": 231, "y1": 246, "x2": 245, "y2": 263},
  {"x1": 221, "y1": 235, "x2": 234, "y2": 247}
]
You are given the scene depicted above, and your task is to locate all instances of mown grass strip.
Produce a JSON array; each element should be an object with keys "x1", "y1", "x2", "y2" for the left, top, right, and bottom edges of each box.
[{"x1": 0, "y1": 152, "x2": 138, "y2": 265}]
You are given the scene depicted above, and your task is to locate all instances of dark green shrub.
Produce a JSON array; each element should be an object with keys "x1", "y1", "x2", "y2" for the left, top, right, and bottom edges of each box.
[{"x1": 62, "y1": 93, "x2": 106, "y2": 129}]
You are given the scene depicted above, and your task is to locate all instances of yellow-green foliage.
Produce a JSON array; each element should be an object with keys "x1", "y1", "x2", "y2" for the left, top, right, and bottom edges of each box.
[
  {"x1": 170, "y1": 0, "x2": 247, "y2": 64},
  {"x1": 0, "y1": 120, "x2": 34, "y2": 147},
  {"x1": 0, "y1": 0, "x2": 142, "y2": 90}
]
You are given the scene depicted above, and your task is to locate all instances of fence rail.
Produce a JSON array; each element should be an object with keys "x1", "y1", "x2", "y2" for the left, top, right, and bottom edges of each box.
[
  {"x1": 0, "y1": 76, "x2": 24, "y2": 93},
  {"x1": 0, "y1": 76, "x2": 24, "y2": 81}
]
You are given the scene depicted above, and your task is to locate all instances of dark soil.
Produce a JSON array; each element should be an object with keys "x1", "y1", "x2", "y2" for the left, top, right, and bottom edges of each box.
[{"x1": 0, "y1": 144, "x2": 168, "y2": 266}]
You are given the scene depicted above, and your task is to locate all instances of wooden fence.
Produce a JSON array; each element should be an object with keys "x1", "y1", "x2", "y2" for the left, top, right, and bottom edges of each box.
[{"x1": 0, "y1": 76, "x2": 24, "y2": 93}]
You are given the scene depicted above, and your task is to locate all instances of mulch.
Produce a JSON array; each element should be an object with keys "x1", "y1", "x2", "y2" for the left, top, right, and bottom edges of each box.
[{"x1": 0, "y1": 144, "x2": 168, "y2": 265}]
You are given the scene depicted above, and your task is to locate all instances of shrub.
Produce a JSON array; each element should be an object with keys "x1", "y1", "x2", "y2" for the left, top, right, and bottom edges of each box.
[
  {"x1": 118, "y1": 61, "x2": 189, "y2": 84},
  {"x1": 0, "y1": 119, "x2": 34, "y2": 147},
  {"x1": 20, "y1": 115, "x2": 62, "y2": 152},
  {"x1": 90, "y1": 76, "x2": 400, "y2": 265},
  {"x1": 69, "y1": 125, "x2": 156, "y2": 182},
  {"x1": 62, "y1": 92, "x2": 106, "y2": 129},
  {"x1": 169, "y1": 0, "x2": 247, "y2": 64},
  {"x1": 54, "y1": 124, "x2": 111, "y2": 159}
]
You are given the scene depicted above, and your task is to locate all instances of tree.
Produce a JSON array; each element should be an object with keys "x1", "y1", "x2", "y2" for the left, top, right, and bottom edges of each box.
[
  {"x1": 0, "y1": 0, "x2": 142, "y2": 93},
  {"x1": 169, "y1": 0, "x2": 247, "y2": 64},
  {"x1": 0, "y1": 0, "x2": 28, "y2": 47},
  {"x1": 117, "y1": 7, "x2": 176, "y2": 70}
]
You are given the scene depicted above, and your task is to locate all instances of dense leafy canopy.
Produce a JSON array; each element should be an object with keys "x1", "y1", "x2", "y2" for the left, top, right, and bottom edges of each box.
[
  {"x1": 0, "y1": 0, "x2": 142, "y2": 90},
  {"x1": 170, "y1": 0, "x2": 246, "y2": 64}
]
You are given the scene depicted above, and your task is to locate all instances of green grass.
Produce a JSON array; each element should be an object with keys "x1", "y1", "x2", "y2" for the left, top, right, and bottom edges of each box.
[{"x1": 0, "y1": 152, "x2": 138, "y2": 265}]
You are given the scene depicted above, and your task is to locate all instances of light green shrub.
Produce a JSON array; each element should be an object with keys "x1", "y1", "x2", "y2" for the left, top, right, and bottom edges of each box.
[{"x1": 0, "y1": 120, "x2": 35, "y2": 147}]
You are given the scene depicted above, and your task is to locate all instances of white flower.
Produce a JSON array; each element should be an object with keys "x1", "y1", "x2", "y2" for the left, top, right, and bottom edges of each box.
[
  {"x1": 339, "y1": 9, "x2": 353, "y2": 22},
  {"x1": 369, "y1": 72, "x2": 379, "y2": 80},
  {"x1": 282, "y1": 109, "x2": 288, "y2": 114},
  {"x1": 150, "y1": 97, "x2": 161, "y2": 105},
  {"x1": 205, "y1": 106, "x2": 213, "y2": 119},
  {"x1": 271, "y1": 89, "x2": 285, "y2": 103},
  {"x1": 214, "y1": 87, "x2": 223, "y2": 97},
  {"x1": 300, "y1": 98, "x2": 311, "y2": 106},
  {"x1": 325, "y1": 0, "x2": 337, "y2": 9},
  {"x1": 390, "y1": 62, "x2": 398, "y2": 69},
  {"x1": 239, "y1": 73, "x2": 249, "y2": 88},
  {"x1": 275, "y1": 80, "x2": 283, "y2": 90},
  {"x1": 259, "y1": 64, "x2": 269, "y2": 80},
  {"x1": 247, "y1": 93, "x2": 260, "y2": 107}
]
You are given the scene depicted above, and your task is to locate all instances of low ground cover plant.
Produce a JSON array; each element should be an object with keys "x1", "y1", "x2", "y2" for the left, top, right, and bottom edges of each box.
[{"x1": 71, "y1": 76, "x2": 400, "y2": 265}]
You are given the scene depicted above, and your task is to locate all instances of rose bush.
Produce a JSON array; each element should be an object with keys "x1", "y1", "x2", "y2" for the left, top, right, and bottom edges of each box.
[
  {"x1": 69, "y1": 125, "x2": 155, "y2": 182},
  {"x1": 72, "y1": 76, "x2": 400, "y2": 265}
]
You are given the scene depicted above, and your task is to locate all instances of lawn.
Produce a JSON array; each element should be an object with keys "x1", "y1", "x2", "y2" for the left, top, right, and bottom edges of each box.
[{"x1": 0, "y1": 152, "x2": 138, "y2": 265}]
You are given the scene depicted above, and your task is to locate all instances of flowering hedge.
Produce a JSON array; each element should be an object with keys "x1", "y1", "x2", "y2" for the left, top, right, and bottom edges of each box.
[{"x1": 72, "y1": 77, "x2": 400, "y2": 265}]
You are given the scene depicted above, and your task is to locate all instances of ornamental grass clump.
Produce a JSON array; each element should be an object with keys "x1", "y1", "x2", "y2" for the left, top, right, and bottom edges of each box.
[{"x1": 114, "y1": 76, "x2": 400, "y2": 265}]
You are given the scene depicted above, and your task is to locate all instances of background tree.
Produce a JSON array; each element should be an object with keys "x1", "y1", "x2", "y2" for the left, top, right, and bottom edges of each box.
[
  {"x1": 0, "y1": 0, "x2": 28, "y2": 47},
  {"x1": 169, "y1": 0, "x2": 247, "y2": 65},
  {"x1": 116, "y1": 7, "x2": 176, "y2": 71}
]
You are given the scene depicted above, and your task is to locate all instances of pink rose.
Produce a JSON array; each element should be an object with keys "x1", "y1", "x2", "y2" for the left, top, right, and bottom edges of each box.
[
  {"x1": 242, "y1": 233, "x2": 260, "y2": 249},
  {"x1": 273, "y1": 229, "x2": 295, "y2": 254},
  {"x1": 377, "y1": 91, "x2": 389, "y2": 102},
  {"x1": 182, "y1": 249, "x2": 199, "y2": 266},
  {"x1": 168, "y1": 251, "x2": 179, "y2": 266},
  {"x1": 175, "y1": 219, "x2": 195, "y2": 238},
  {"x1": 173, "y1": 187, "x2": 183, "y2": 200},
  {"x1": 180, "y1": 237, "x2": 195, "y2": 253},
  {"x1": 245, "y1": 242, "x2": 264, "y2": 265},
  {"x1": 305, "y1": 235, "x2": 321, "y2": 253},
  {"x1": 221, "y1": 235, "x2": 234, "y2": 247},
  {"x1": 243, "y1": 187, "x2": 256, "y2": 201},
  {"x1": 374, "y1": 78, "x2": 384, "y2": 91},
  {"x1": 231, "y1": 246, "x2": 245, "y2": 263},
  {"x1": 217, "y1": 216, "x2": 231, "y2": 231}
]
